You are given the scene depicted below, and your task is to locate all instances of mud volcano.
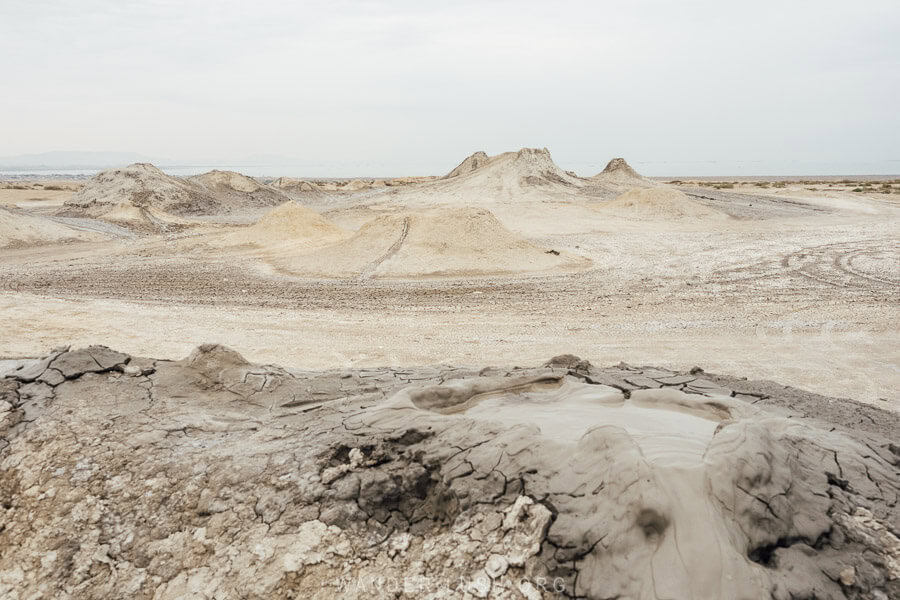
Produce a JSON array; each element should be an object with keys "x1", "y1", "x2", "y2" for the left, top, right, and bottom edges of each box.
[
  {"x1": 58, "y1": 162, "x2": 222, "y2": 220},
  {"x1": 1, "y1": 346, "x2": 897, "y2": 599},
  {"x1": 59, "y1": 164, "x2": 290, "y2": 228},
  {"x1": 393, "y1": 147, "x2": 585, "y2": 208},
  {"x1": 189, "y1": 170, "x2": 290, "y2": 207},
  {"x1": 213, "y1": 201, "x2": 348, "y2": 249},
  {"x1": 271, "y1": 206, "x2": 589, "y2": 278},
  {"x1": 593, "y1": 157, "x2": 656, "y2": 188},
  {"x1": 600, "y1": 187, "x2": 726, "y2": 220}
]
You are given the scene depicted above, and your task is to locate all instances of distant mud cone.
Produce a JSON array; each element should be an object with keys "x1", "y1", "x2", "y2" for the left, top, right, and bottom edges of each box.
[
  {"x1": 58, "y1": 163, "x2": 223, "y2": 220},
  {"x1": 434, "y1": 147, "x2": 584, "y2": 193},
  {"x1": 443, "y1": 151, "x2": 490, "y2": 179},
  {"x1": 270, "y1": 177, "x2": 326, "y2": 198},
  {"x1": 216, "y1": 201, "x2": 347, "y2": 248},
  {"x1": 190, "y1": 170, "x2": 266, "y2": 194},
  {"x1": 189, "y1": 169, "x2": 290, "y2": 207},
  {"x1": 601, "y1": 187, "x2": 726, "y2": 220},
  {"x1": 58, "y1": 164, "x2": 290, "y2": 227},
  {"x1": 593, "y1": 157, "x2": 656, "y2": 187},
  {"x1": 599, "y1": 157, "x2": 641, "y2": 178}
]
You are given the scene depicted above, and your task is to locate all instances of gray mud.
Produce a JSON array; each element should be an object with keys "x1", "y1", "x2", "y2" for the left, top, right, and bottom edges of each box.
[{"x1": 0, "y1": 346, "x2": 897, "y2": 599}]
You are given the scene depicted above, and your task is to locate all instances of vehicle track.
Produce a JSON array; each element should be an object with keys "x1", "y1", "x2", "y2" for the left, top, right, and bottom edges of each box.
[
  {"x1": 782, "y1": 241, "x2": 898, "y2": 289},
  {"x1": 357, "y1": 216, "x2": 410, "y2": 279}
]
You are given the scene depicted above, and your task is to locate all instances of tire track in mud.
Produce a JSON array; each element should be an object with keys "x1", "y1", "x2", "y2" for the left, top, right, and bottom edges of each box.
[
  {"x1": 706, "y1": 240, "x2": 898, "y2": 293},
  {"x1": 357, "y1": 216, "x2": 410, "y2": 280},
  {"x1": 839, "y1": 250, "x2": 899, "y2": 286},
  {"x1": 782, "y1": 242, "x2": 899, "y2": 289}
]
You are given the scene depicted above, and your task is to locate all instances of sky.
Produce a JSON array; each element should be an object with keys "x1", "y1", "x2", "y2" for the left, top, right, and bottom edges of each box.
[{"x1": 1, "y1": 0, "x2": 899, "y2": 175}]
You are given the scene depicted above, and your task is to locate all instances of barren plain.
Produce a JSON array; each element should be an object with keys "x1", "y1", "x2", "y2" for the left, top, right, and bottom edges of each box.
[
  {"x1": 1, "y1": 151, "x2": 898, "y2": 599},
  {"x1": 1, "y1": 154, "x2": 897, "y2": 407}
]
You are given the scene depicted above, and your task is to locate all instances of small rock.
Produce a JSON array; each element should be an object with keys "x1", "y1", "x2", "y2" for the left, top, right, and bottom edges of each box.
[
  {"x1": 321, "y1": 464, "x2": 351, "y2": 485},
  {"x1": 485, "y1": 554, "x2": 509, "y2": 579},
  {"x1": 543, "y1": 354, "x2": 591, "y2": 371},
  {"x1": 468, "y1": 570, "x2": 491, "y2": 598},
  {"x1": 503, "y1": 496, "x2": 535, "y2": 530},
  {"x1": 839, "y1": 566, "x2": 855, "y2": 586},
  {"x1": 387, "y1": 532, "x2": 411, "y2": 558},
  {"x1": 518, "y1": 579, "x2": 543, "y2": 600},
  {"x1": 348, "y1": 448, "x2": 365, "y2": 468}
]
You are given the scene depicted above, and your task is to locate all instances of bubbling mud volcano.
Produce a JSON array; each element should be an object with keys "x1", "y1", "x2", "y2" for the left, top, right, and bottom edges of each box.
[
  {"x1": 1, "y1": 347, "x2": 898, "y2": 600},
  {"x1": 361, "y1": 373, "x2": 900, "y2": 599},
  {"x1": 456, "y1": 381, "x2": 722, "y2": 467}
]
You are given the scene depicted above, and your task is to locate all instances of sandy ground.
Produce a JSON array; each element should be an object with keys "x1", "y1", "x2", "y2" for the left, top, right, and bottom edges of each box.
[
  {"x1": 0, "y1": 186, "x2": 76, "y2": 211},
  {"x1": 0, "y1": 174, "x2": 897, "y2": 408}
]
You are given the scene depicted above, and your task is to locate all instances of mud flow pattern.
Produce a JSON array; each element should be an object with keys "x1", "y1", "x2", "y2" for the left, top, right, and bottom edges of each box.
[{"x1": 424, "y1": 379, "x2": 721, "y2": 467}]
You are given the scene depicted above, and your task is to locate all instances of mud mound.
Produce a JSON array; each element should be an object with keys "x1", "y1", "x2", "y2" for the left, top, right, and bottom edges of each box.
[
  {"x1": 215, "y1": 201, "x2": 348, "y2": 248},
  {"x1": 443, "y1": 150, "x2": 490, "y2": 179},
  {"x1": 341, "y1": 179, "x2": 372, "y2": 192},
  {"x1": 269, "y1": 177, "x2": 324, "y2": 197},
  {"x1": 600, "y1": 186, "x2": 726, "y2": 220},
  {"x1": 189, "y1": 170, "x2": 289, "y2": 207},
  {"x1": 98, "y1": 200, "x2": 191, "y2": 233},
  {"x1": 455, "y1": 147, "x2": 583, "y2": 187},
  {"x1": 593, "y1": 157, "x2": 656, "y2": 187},
  {"x1": 0, "y1": 207, "x2": 106, "y2": 247},
  {"x1": 190, "y1": 170, "x2": 265, "y2": 194},
  {"x1": 58, "y1": 163, "x2": 223, "y2": 219},
  {"x1": 397, "y1": 148, "x2": 585, "y2": 208},
  {"x1": 2, "y1": 347, "x2": 898, "y2": 600},
  {"x1": 277, "y1": 206, "x2": 589, "y2": 278}
]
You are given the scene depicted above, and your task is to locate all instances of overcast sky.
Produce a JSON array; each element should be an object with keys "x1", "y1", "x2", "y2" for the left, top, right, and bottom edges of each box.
[{"x1": 1, "y1": 0, "x2": 898, "y2": 174}]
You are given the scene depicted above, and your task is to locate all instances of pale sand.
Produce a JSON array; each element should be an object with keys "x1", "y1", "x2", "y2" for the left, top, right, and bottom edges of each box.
[{"x1": 1, "y1": 291, "x2": 896, "y2": 408}]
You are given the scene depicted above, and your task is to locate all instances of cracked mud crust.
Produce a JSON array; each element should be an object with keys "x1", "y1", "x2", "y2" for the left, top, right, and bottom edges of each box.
[{"x1": 1, "y1": 346, "x2": 898, "y2": 599}]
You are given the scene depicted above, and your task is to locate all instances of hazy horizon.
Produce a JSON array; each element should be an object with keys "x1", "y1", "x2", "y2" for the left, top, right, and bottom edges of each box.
[
  {"x1": 1, "y1": 150, "x2": 899, "y2": 178},
  {"x1": 2, "y1": 0, "x2": 898, "y2": 174}
]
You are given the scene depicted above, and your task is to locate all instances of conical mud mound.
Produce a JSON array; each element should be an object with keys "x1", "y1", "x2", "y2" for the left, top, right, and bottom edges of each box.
[
  {"x1": 216, "y1": 201, "x2": 348, "y2": 248},
  {"x1": 393, "y1": 148, "x2": 585, "y2": 209},
  {"x1": 189, "y1": 170, "x2": 289, "y2": 207},
  {"x1": 600, "y1": 187, "x2": 726, "y2": 220},
  {"x1": 274, "y1": 206, "x2": 589, "y2": 278},
  {"x1": 269, "y1": 177, "x2": 325, "y2": 197},
  {"x1": 593, "y1": 157, "x2": 656, "y2": 187},
  {"x1": 443, "y1": 151, "x2": 490, "y2": 179},
  {"x1": 58, "y1": 163, "x2": 223, "y2": 220},
  {"x1": 448, "y1": 147, "x2": 582, "y2": 188}
]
